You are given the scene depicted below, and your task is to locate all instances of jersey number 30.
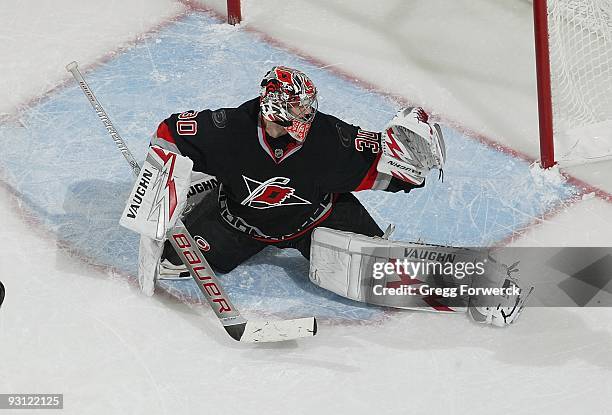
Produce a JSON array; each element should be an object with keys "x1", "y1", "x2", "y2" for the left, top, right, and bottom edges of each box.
[
  {"x1": 177, "y1": 111, "x2": 199, "y2": 136},
  {"x1": 355, "y1": 129, "x2": 380, "y2": 153}
]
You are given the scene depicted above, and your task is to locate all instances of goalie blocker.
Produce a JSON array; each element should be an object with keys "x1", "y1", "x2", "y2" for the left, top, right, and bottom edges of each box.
[
  {"x1": 119, "y1": 145, "x2": 193, "y2": 296},
  {"x1": 120, "y1": 145, "x2": 193, "y2": 241},
  {"x1": 309, "y1": 227, "x2": 532, "y2": 327}
]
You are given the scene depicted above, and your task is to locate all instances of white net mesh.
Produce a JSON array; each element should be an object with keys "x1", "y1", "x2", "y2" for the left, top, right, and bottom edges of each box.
[{"x1": 547, "y1": 0, "x2": 612, "y2": 164}]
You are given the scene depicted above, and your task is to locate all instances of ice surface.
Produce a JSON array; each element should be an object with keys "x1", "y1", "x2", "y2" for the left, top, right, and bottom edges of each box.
[
  {"x1": 1, "y1": 3, "x2": 612, "y2": 415},
  {"x1": 0, "y1": 12, "x2": 579, "y2": 321}
]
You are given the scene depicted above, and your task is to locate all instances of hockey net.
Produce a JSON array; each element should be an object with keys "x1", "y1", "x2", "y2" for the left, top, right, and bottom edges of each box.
[{"x1": 536, "y1": 0, "x2": 612, "y2": 167}]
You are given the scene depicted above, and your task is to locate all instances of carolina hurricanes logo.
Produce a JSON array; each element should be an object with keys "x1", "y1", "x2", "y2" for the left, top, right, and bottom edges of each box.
[
  {"x1": 240, "y1": 175, "x2": 311, "y2": 209},
  {"x1": 194, "y1": 235, "x2": 211, "y2": 252}
]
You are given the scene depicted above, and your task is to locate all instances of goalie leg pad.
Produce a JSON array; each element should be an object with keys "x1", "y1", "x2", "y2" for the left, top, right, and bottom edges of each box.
[
  {"x1": 309, "y1": 227, "x2": 483, "y2": 312},
  {"x1": 138, "y1": 235, "x2": 164, "y2": 296}
]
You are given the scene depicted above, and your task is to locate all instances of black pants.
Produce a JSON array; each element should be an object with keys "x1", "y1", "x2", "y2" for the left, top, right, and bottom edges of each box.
[{"x1": 163, "y1": 190, "x2": 383, "y2": 273}]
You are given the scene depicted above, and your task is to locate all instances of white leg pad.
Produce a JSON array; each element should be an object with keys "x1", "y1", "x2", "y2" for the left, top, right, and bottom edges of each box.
[
  {"x1": 310, "y1": 227, "x2": 425, "y2": 302},
  {"x1": 309, "y1": 227, "x2": 482, "y2": 311},
  {"x1": 137, "y1": 235, "x2": 164, "y2": 296}
]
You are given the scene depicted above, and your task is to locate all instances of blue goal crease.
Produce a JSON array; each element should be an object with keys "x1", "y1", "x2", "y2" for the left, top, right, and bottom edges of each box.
[{"x1": 0, "y1": 11, "x2": 577, "y2": 320}]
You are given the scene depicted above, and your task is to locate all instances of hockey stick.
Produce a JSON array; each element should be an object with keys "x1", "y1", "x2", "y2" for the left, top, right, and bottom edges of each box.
[
  {"x1": 0, "y1": 280, "x2": 5, "y2": 309},
  {"x1": 65, "y1": 61, "x2": 317, "y2": 343}
]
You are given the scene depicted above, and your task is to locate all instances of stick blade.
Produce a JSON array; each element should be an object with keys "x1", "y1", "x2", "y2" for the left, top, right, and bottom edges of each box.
[{"x1": 233, "y1": 317, "x2": 317, "y2": 343}]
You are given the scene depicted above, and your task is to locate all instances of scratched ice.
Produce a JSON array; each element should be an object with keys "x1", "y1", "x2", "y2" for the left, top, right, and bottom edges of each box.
[{"x1": 0, "y1": 11, "x2": 577, "y2": 321}]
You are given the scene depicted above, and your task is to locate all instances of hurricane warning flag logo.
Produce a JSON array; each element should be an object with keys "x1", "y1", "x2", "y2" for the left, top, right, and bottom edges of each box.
[{"x1": 240, "y1": 175, "x2": 311, "y2": 209}]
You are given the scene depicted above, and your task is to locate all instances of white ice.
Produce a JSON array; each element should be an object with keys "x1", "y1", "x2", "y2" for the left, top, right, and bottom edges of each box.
[{"x1": 1, "y1": 1, "x2": 612, "y2": 414}]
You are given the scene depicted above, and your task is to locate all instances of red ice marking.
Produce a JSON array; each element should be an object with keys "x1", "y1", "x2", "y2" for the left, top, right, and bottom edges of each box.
[
  {"x1": 2, "y1": 1, "x2": 608, "y2": 214},
  {"x1": 1, "y1": 5, "x2": 608, "y2": 327},
  {"x1": 226, "y1": 17, "x2": 612, "y2": 223},
  {"x1": 1, "y1": 7, "x2": 193, "y2": 125}
]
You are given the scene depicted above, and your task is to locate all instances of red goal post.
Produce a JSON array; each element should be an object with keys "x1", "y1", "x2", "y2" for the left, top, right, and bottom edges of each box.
[
  {"x1": 227, "y1": 0, "x2": 241, "y2": 25},
  {"x1": 533, "y1": 0, "x2": 612, "y2": 168}
]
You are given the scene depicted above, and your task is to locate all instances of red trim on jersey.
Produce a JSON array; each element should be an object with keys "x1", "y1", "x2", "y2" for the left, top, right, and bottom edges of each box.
[
  {"x1": 156, "y1": 121, "x2": 175, "y2": 144},
  {"x1": 354, "y1": 152, "x2": 382, "y2": 191},
  {"x1": 251, "y1": 195, "x2": 338, "y2": 243},
  {"x1": 258, "y1": 115, "x2": 303, "y2": 164},
  {"x1": 259, "y1": 121, "x2": 277, "y2": 160}
]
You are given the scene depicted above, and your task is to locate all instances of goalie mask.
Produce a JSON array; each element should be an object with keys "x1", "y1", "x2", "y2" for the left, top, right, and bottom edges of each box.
[{"x1": 260, "y1": 66, "x2": 318, "y2": 142}]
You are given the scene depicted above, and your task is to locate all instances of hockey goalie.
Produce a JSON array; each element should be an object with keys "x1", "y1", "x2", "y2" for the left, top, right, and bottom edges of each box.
[{"x1": 121, "y1": 66, "x2": 531, "y2": 327}]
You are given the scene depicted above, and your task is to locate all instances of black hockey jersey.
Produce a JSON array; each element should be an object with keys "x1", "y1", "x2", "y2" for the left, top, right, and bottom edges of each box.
[{"x1": 153, "y1": 98, "x2": 422, "y2": 242}]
